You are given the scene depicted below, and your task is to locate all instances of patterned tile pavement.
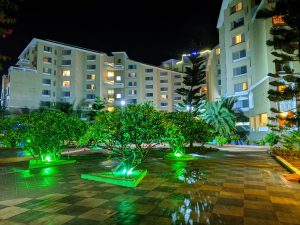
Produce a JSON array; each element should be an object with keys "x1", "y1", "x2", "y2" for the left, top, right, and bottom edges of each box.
[{"x1": 0, "y1": 150, "x2": 300, "y2": 224}]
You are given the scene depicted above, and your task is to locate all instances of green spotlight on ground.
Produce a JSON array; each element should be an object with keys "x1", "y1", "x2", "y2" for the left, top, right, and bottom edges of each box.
[
  {"x1": 175, "y1": 153, "x2": 182, "y2": 157},
  {"x1": 45, "y1": 156, "x2": 51, "y2": 162}
]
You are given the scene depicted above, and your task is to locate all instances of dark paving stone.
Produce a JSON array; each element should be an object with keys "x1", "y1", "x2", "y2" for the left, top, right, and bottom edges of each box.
[
  {"x1": 244, "y1": 208, "x2": 276, "y2": 220},
  {"x1": 210, "y1": 213, "x2": 244, "y2": 225},
  {"x1": 216, "y1": 198, "x2": 244, "y2": 207},
  {"x1": 244, "y1": 194, "x2": 271, "y2": 202},
  {"x1": 135, "y1": 197, "x2": 162, "y2": 205},
  {"x1": 57, "y1": 195, "x2": 87, "y2": 204},
  {"x1": 9, "y1": 210, "x2": 49, "y2": 223},
  {"x1": 92, "y1": 192, "x2": 118, "y2": 200},
  {"x1": 56, "y1": 204, "x2": 93, "y2": 216},
  {"x1": 222, "y1": 187, "x2": 244, "y2": 193},
  {"x1": 244, "y1": 184, "x2": 266, "y2": 190},
  {"x1": 15, "y1": 199, "x2": 47, "y2": 209},
  {"x1": 64, "y1": 218, "x2": 103, "y2": 225}
]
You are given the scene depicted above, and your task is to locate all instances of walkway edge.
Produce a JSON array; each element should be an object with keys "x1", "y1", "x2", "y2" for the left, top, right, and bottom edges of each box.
[{"x1": 275, "y1": 155, "x2": 300, "y2": 175}]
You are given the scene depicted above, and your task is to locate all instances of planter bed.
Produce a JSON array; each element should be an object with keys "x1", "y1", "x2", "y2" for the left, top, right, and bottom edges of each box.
[{"x1": 81, "y1": 169, "x2": 147, "y2": 187}]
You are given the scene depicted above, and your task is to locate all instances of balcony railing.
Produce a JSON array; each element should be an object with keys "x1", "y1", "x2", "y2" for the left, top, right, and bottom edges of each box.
[
  {"x1": 104, "y1": 81, "x2": 124, "y2": 88},
  {"x1": 279, "y1": 99, "x2": 296, "y2": 112},
  {"x1": 8, "y1": 66, "x2": 37, "y2": 73},
  {"x1": 104, "y1": 62, "x2": 124, "y2": 70}
]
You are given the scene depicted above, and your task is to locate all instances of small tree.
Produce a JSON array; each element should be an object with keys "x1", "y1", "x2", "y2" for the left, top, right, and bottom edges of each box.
[
  {"x1": 166, "y1": 112, "x2": 213, "y2": 150},
  {"x1": 87, "y1": 97, "x2": 106, "y2": 121},
  {"x1": 175, "y1": 52, "x2": 207, "y2": 114},
  {"x1": 23, "y1": 110, "x2": 86, "y2": 161},
  {"x1": 202, "y1": 100, "x2": 236, "y2": 139},
  {"x1": 80, "y1": 103, "x2": 166, "y2": 175}
]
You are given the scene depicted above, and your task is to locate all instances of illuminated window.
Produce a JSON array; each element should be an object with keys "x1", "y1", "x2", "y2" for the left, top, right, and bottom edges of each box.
[
  {"x1": 87, "y1": 74, "x2": 96, "y2": 80},
  {"x1": 232, "y1": 33, "x2": 245, "y2": 45},
  {"x1": 107, "y1": 72, "x2": 114, "y2": 78},
  {"x1": 128, "y1": 90, "x2": 137, "y2": 95},
  {"x1": 272, "y1": 15, "x2": 285, "y2": 25},
  {"x1": 86, "y1": 84, "x2": 95, "y2": 90},
  {"x1": 161, "y1": 94, "x2": 168, "y2": 99},
  {"x1": 43, "y1": 67, "x2": 51, "y2": 74},
  {"x1": 278, "y1": 84, "x2": 288, "y2": 93},
  {"x1": 116, "y1": 94, "x2": 121, "y2": 99},
  {"x1": 43, "y1": 57, "x2": 52, "y2": 63},
  {"x1": 62, "y1": 70, "x2": 70, "y2": 76},
  {"x1": 234, "y1": 82, "x2": 248, "y2": 92},
  {"x1": 62, "y1": 81, "x2": 71, "y2": 87},
  {"x1": 257, "y1": 113, "x2": 268, "y2": 127},
  {"x1": 250, "y1": 116, "x2": 255, "y2": 129},
  {"x1": 230, "y1": 2, "x2": 242, "y2": 14},
  {"x1": 116, "y1": 76, "x2": 121, "y2": 81},
  {"x1": 108, "y1": 98, "x2": 114, "y2": 103},
  {"x1": 128, "y1": 81, "x2": 137, "y2": 87},
  {"x1": 216, "y1": 48, "x2": 221, "y2": 56},
  {"x1": 108, "y1": 89, "x2": 114, "y2": 95}
]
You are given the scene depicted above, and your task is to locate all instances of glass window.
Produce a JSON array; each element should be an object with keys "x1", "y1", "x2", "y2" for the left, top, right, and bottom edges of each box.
[
  {"x1": 128, "y1": 90, "x2": 137, "y2": 95},
  {"x1": 128, "y1": 65, "x2": 137, "y2": 69},
  {"x1": 42, "y1": 90, "x2": 51, "y2": 96},
  {"x1": 145, "y1": 68, "x2": 153, "y2": 73},
  {"x1": 87, "y1": 55, "x2": 96, "y2": 60},
  {"x1": 44, "y1": 46, "x2": 52, "y2": 52},
  {"x1": 61, "y1": 60, "x2": 71, "y2": 66},
  {"x1": 160, "y1": 87, "x2": 168, "y2": 92},
  {"x1": 86, "y1": 94, "x2": 95, "y2": 99},
  {"x1": 145, "y1": 93, "x2": 153, "y2": 98},
  {"x1": 145, "y1": 77, "x2": 153, "y2": 81},
  {"x1": 108, "y1": 89, "x2": 114, "y2": 95},
  {"x1": 215, "y1": 48, "x2": 221, "y2": 56},
  {"x1": 86, "y1": 84, "x2": 95, "y2": 90},
  {"x1": 231, "y1": 17, "x2": 244, "y2": 30},
  {"x1": 232, "y1": 33, "x2": 245, "y2": 45},
  {"x1": 43, "y1": 68, "x2": 51, "y2": 74},
  {"x1": 145, "y1": 85, "x2": 153, "y2": 89},
  {"x1": 174, "y1": 82, "x2": 181, "y2": 86},
  {"x1": 174, "y1": 96, "x2": 181, "y2": 100},
  {"x1": 232, "y1": 49, "x2": 246, "y2": 61},
  {"x1": 43, "y1": 57, "x2": 52, "y2": 63},
  {"x1": 116, "y1": 76, "x2": 121, "y2": 81},
  {"x1": 234, "y1": 82, "x2": 248, "y2": 92},
  {"x1": 256, "y1": 113, "x2": 268, "y2": 127},
  {"x1": 62, "y1": 50, "x2": 71, "y2": 55},
  {"x1": 233, "y1": 65, "x2": 247, "y2": 76},
  {"x1": 230, "y1": 2, "x2": 243, "y2": 14},
  {"x1": 160, "y1": 72, "x2": 168, "y2": 77},
  {"x1": 116, "y1": 94, "x2": 121, "y2": 99},
  {"x1": 128, "y1": 81, "x2": 137, "y2": 87},
  {"x1": 62, "y1": 81, "x2": 71, "y2": 87},
  {"x1": 128, "y1": 72, "x2": 136, "y2": 78},
  {"x1": 161, "y1": 94, "x2": 168, "y2": 99},
  {"x1": 160, "y1": 80, "x2": 168, "y2": 84},
  {"x1": 62, "y1": 70, "x2": 70, "y2": 76},
  {"x1": 107, "y1": 71, "x2": 114, "y2": 78},
  {"x1": 87, "y1": 65, "x2": 96, "y2": 70},
  {"x1": 235, "y1": 99, "x2": 249, "y2": 108},
  {"x1": 87, "y1": 74, "x2": 96, "y2": 80},
  {"x1": 174, "y1": 74, "x2": 181, "y2": 79},
  {"x1": 160, "y1": 102, "x2": 168, "y2": 107},
  {"x1": 42, "y1": 79, "x2": 51, "y2": 85}
]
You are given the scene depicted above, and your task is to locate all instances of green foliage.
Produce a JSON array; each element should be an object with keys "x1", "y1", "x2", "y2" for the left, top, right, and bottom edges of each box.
[
  {"x1": 281, "y1": 130, "x2": 300, "y2": 150},
  {"x1": 264, "y1": 132, "x2": 280, "y2": 146},
  {"x1": 201, "y1": 100, "x2": 236, "y2": 138},
  {"x1": 215, "y1": 136, "x2": 227, "y2": 146},
  {"x1": 87, "y1": 97, "x2": 106, "y2": 120},
  {"x1": 23, "y1": 110, "x2": 87, "y2": 161},
  {"x1": 166, "y1": 112, "x2": 213, "y2": 148},
  {"x1": 0, "y1": 116, "x2": 27, "y2": 147},
  {"x1": 80, "y1": 103, "x2": 166, "y2": 173},
  {"x1": 229, "y1": 134, "x2": 240, "y2": 144},
  {"x1": 258, "y1": 139, "x2": 266, "y2": 146},
  {"x1": 175, "y1": 53, "x2": 207, "y2": 114}
]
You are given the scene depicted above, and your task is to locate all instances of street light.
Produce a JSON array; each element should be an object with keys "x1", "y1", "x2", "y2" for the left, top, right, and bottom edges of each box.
[{"x1": 121, "y1": 100, "x2": 126, "y2": 106}]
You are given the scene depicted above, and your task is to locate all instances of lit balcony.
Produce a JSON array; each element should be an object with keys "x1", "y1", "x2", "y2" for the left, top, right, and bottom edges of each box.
[
  {"x1": 104, "y1": 62, "x2": 124, "y2": 70},
  {"x1": 279, "y1": 99, "x2": 296, "y2": 112},
  {"x1": 104, "y1": 81, "x2": 124, "y2": 88}
]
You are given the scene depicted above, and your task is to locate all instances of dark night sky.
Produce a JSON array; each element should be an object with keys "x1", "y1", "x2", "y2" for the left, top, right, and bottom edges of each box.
[{"x1": 0, "y1": 0, "x2": 222, "y2": 72}]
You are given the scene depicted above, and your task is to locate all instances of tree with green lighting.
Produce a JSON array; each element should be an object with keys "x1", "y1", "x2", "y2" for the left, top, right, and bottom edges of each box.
[
  {"x1": 258, "y1": 0, "x2": 300, "y2": 131},
  {"x1": 166, "y1": 112, "x2": 213, "y2": 150},
  {"x1": 80, "y1": 103, "x2": 166, "y2": 175},
  {"x1": 87, "y1": 97, "x2": 106, "y2": 121},
  {"x1": 175, "y1": 52, "x2": 207, "y2": 115},
  {"x1": 23, "y1": 110, "x2": 87, "y2": 161}
]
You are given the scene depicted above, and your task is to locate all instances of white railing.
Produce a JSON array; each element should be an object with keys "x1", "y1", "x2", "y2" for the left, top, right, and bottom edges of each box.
[
  {"x1": 279, "y1": 99, "x2": 296, "y2": 112},
  {"x1": 104, "y1": 62, "x2": 124, "y2": 70},
  {"x1": 9, "y1": 66, "x2": 37, "y2": 73},
  {"x1": 104, "y1": 81, "x2": 124, "y2": 88}
]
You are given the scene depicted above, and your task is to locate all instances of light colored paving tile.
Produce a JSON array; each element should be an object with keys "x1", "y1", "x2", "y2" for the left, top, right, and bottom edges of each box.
[
  {"x1": 144, "y1": 191, "x2": 170, "y2": 198},
  {"x1": 37, "y1": 193, "x2": 67, "y2": 201},
  {"x1": 104, "y1": 187, "x2": 129, "y2": 194},
  {"x1": 0, "y1": 220, "x2": 26, "y2": 225},
  {"x1": 73, "y1": 190, "x2": 98, "y2": 198},
  {"x1": 219, "y1": 191, "x2": 244, "y2": 200},
  {"x1": 244, "y1": 189, "x2": 269, "y2": 196},
  {"x1": 111, "y1": 194, "x2": 141, "y2": 203},
  {"x1": 244, "y1": 217, "x2": 280, "y2": 225},
  {"x1": 212, "y1": 204, "x2": 244, "y2": 217},
  {"x1": 0, "y1": 207, "x2": 29, "y2": 220},
  {"x1": 270, "y1": 196, "x2": 299, "y2": 205},
  {"x1": 276, "y1": 212, "x2": 300, "y2": 224},
  {"x1": 244, "y1": 200, "x2": 273, "y2": 210},
  {"x1": 0, "y1": 198, "x2": 32, "y2": 206},
  {"x1": 33, "y1": 202, "x2": 70, "y2": 213}
]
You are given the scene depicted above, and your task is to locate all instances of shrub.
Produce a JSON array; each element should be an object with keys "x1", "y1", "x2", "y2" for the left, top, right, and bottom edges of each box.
[
  {"x1": 264, "y1": 132, "x2": 280, "y2": 147},
  {"x1": 215, "y1": 136, "x2": 228, "y2": 146}
]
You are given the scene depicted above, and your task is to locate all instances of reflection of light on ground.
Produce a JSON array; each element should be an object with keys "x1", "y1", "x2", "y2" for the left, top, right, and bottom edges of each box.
[{"x1": 189, "y1": 154, "x2": 211, "y2": 159}]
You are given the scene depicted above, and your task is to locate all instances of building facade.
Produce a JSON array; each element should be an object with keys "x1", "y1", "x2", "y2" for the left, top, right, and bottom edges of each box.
[
  {"x1": 217, "y1": 0, "x2": 300, "y2": 139},
  {"x1": 1, "y1": 39, "x2": 186, "y2": 116}
]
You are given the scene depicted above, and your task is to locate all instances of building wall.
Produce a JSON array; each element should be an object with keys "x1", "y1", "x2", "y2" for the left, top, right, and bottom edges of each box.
[{"x1": 3, "y1": 38, "x2": 185, "y2": 114}]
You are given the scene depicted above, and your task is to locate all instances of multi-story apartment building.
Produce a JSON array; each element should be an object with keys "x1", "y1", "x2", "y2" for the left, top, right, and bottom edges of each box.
[
  {"x1": 217, "y1": 0, "x2": 300, "y2": 139},
  {"x1": 1, "y1": 38, "x2": 185, "y2": 116}
]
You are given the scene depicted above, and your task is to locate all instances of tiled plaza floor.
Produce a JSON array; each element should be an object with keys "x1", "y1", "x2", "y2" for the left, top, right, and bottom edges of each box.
[{"x1": 0, "y1": 150, "x2": 300, "y2": 225}]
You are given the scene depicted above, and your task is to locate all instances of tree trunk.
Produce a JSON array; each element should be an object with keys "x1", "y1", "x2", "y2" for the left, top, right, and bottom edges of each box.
[{"x1": 189, "y1": 141, "x2": 193, "y2": 150}]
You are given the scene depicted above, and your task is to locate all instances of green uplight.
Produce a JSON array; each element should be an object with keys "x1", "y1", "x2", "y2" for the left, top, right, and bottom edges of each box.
[
  {"x1": 127, "y1": 168, "x2": 133, "y2": 175},
  {"x1": 122, "y1": 169, "x2": 127, "y2": 174},
  {"x1": 45, "y1": 156, "x2": 51, "y2": 162},
  {"x1": 26, "y1": 139, "x2": 31, "y2": 143},
  {"x1": 175, "y1": 153, "x2": 182, "y2": 157}
]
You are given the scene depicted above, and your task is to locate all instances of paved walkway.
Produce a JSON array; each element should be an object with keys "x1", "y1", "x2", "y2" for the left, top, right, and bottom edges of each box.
[{"x1": 0, "y1": 150, "x2": 299, "y2": 225}]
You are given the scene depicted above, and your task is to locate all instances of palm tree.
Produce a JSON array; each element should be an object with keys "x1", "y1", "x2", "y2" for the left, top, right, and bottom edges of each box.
[{"x1": 201, "y1": 101, "x2": 236, "y2": 138}]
